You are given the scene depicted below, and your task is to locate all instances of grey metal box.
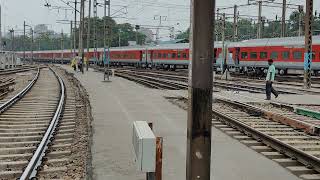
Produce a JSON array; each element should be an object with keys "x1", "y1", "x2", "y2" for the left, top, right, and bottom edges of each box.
[{"x1": 132, "y1": 121, "x2": 156, "y2": 172}]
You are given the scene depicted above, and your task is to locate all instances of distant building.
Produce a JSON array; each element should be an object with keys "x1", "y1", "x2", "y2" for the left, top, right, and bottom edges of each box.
[
  {"x1": 34, "y1": 24, "x2": 58, "y2": 38},
  {"x1": 128, "y1": 41, "x2": 137, "y2": 46},
  {"x1": 34, "y1": 24, "x2": 49, "y2": 34},
  {"x1": 138, "y1": 28, "x2": 154, "y2": 43}
]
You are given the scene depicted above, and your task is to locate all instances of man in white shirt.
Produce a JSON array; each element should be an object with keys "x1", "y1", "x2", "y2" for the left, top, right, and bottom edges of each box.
[{"x1": 266, "y1": 59, "x2": 279, "y2": 100}]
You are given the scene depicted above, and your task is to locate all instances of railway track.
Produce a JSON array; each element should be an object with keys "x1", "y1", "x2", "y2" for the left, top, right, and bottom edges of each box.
[
  {"x1": 0, "y1": 66, "x2": 89, "y2": 179},
  {"x1": 168, "y1": 97, "x2": 320, "y2": 180},
  {"x1": 0, "y1": 65, "x2": 38, "y2": 76},
  {"x1": 115, "y1": 69, "x2": 187, "y2": 90},
  {"x1": 112, "y1": 68, "x2": 310, "y2": 95}
]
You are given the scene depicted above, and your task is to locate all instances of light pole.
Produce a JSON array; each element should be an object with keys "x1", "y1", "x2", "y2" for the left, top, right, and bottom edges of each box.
[
  {"x1": 9, "y1": 29, "x2": 14, "y2": 68},
  {"x1": 24, "y1": 23, "x2": 34, "y2": 64},
  {"x1": 86, "y1": 0, "x2": 92, "y2": 71},
  {"x1": 118, "y1": 29, "x2": 121, "y2": 47},
  {"x1": 103, "y1": 0, "x2": 111, "y2": 81}
]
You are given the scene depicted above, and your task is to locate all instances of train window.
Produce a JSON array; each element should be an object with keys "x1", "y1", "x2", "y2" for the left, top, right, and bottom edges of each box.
[
  {"x1": 177, "y1": 52, "x2": 181, "y2": 58},
  {"x1": 260, "y1": 52, "x2": 267, "y2": 59},
  {"x1": 293, "y1": 51, "x2": 302, "y2": 60},
  {"x1": 241, "y1": 52, "x2": 248, "y2": 59},
  {"x1": 162, "y1": 53, "x2": 167, "y2": 58},
  {"x1": 172, "y1": 53, "x2": 176, "y2": 58},
  {"x1": 183, "y1": 53, "x2": 187, "y2": 58},
  {"x1": 158, "y1": 53, "x2": 161, "y2": 58},
  {"x1": 153, "y1": 53, "x2": 157, "y2": 58},
  {"x1": 250, "y1": 52, "x2": 257, "y2": 59},
  {"x1": 168, "y1": 53, "x2": 171, "y2": 58},
  {"x1": 270, "y1": 52, "x2": 278, "y2": 59},
  {"x1": 282, "y1": 51, "x2": 289, "y2": 60}
]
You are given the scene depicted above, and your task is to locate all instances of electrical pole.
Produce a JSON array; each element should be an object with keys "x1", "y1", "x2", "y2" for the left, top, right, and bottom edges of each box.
[
  {"x1": 103, "y1": 0, "x2": 111, "y2": 81},
  {"x1": 215, "y1": 8, "x2": 220, "y2": 41},
  {"x1": 0, "y1": 5, "x2": 2, "y2": 51},
  {"x1": 9, "y1": 29, "x2": 14, "y2": 68},
  {"x1": 103, "y1": 0, "x2": 107, "y2": 80},
  {"x1": 118, "y1": 29, "x2": 121, "y2": 47},
  {"x1": 187, "y1": 0, "x2": 215, "y2": 179},
  {"x1": 31, "y1": 28, "x2": 34, "y2": 64},
  {"x1": 298, "y1": 5, "x2": 303, "y2": 36},
  {"x1": 93, "y1": 0, "x2": 98, "y2": 65},
  {"x1": 107, "y1": 0, "x2": 111, "y2": 80},
  {"x1": 257, "y1": 1, "x2": 262, "y2": 39},
  {"x1": 23, "y1": 21, "x2": 26, "y2": 62},
  {"x1": 61, "y1": 30, "x2": 64, "y2": 65},
  {"x1": 74, "y1": 0, "x2": 77, "y2": 56},
  {"x1": 79, "y1": 0, "x2": 85, "y2": 73},
  {"x1": 70, "y1": 21, "x2": 73, "y2": 55},
  {"x1": 154, "y1": 16, "x2": 166, "y2": 44},
  {"x1": 304, "y1": 0, "x2": 313, "y2": 89},
  {"x1": 86, "y1": 0, "x2": 92, "y2": 71},
  {"x1": 135, "y1": 25, "x2": 140, "y2": 45},
  {"x1": 281, "y1": 0, "x2": 286, "y2": 37},
  {"x1": 221, "y1": 13, "x2": 227, "y2": 74},
  {"x1": 233, "y1": 5, "x2": 238, "y2": 42}
]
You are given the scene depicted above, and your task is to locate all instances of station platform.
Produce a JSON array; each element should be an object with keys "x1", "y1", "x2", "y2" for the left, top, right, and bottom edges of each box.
[{"x1": 59, "y1": 65, "x2": 301, "y2": 180}]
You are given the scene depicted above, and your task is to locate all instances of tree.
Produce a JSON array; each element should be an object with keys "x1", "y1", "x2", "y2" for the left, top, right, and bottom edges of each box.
[
  {"x1": 175, "y1": 10, "x2": 320, "y2": 42},
  {"x1": 176, "y1": 28, "x2": 190, "y2": 40}
]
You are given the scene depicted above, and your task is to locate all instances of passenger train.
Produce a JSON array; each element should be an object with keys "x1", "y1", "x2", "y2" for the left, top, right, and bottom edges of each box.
[{"x1": 20, "y1": 36, "x2": 320, "y2": 75}]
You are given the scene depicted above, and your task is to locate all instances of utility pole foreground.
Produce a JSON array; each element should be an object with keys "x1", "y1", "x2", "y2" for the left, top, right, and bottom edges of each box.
[
  {"x1": 186, "y1": 0, "x2": 215, "y2": 179},
  {"x1": 304, "y1": 0, "x2": 313, "y2": 89}
]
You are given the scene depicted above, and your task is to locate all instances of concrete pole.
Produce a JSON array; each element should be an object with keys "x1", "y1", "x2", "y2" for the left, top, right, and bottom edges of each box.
[
  {"x1": 281, "y1": 0, "x2": 286, "y2": 37},
  {"x1": 93, "y1": 0, "x2": 97, "y2": 64},
  {"x1": 304, "y1": 0, "x2": 313, "y2": 89},
  {"x1": 215, "y1": 8, "x2": 219, "y2": 42},
  {"x1": 70, "y1": 21, "x2": 73, "y2": 55},
  {"x1": 23, "y1": 21, "x2": 26, "y2": 62},
  {"x1": 86, "y1": 0, "x2": 92, "y2": 71},
  {"x1": 0, "y1": 5, "x2": 2, "y2": 51},
  {"x1": 107, "y1": 0, "x2": 111, "y2": 80},
  {"x1": 118, "y1": 29, "x2": 121, "y2": 47},
  {"x1": 186, "y1": 0, "x2": 215, "y2": 179},
  {"x1": 31, "y1": 28, "x2": 34, "y2": 64},
  {"x1": 74, "y1": 0, "x2": 77, "y2": 56},
  {"x1": 79, "y1": 0, "x2": 85, "y2": 73},
  {"x1": 221, "y1": 13, "x2": 226, "y2": 73},
  {"x1": 298, "y1": 5, "x2": 303, "y2": 37},
  {"x1": 9, "y1": 29, "x2": 14, "y2": 68},
  {"x1": 233, "y1": 5, "x2": 238, "y2": 42},
  {"x1": 61, "y1": 30, "x2": 64, "y2": 65},
  {"x1": 103, "y1": 0, "x2": 107, "y2": 80},
  {"x1": 257, "y1": 1, "x2": 262, "y2": 39}
]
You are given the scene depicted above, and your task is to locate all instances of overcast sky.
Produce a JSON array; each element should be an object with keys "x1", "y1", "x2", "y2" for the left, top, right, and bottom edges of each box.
[{"x1": 1, "y1": 0, "x2": 319, "y2": 39}]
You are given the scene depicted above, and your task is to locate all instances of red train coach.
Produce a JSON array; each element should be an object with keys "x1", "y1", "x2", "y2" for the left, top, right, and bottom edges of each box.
[{"x1": 21, "y1": 35, "x2": 320, "y2": 75}]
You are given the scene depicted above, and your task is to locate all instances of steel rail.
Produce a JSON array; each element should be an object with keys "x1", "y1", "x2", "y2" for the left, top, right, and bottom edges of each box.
[
  {"x1": 20, "y1": 68, "x2": 66, "y2": 180},
  {"x1": 212, "y1": 108, "x2": 320, "y2": 173},
  {"x1": 0, "y1": 68, "x2": 40, "y2": 113}
]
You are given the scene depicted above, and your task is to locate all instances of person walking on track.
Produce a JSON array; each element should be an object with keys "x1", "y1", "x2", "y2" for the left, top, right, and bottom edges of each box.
[{"x1": 265, "y1": 59, "x2": 279, "y2": 100}]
